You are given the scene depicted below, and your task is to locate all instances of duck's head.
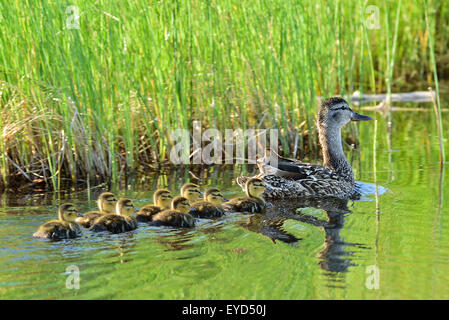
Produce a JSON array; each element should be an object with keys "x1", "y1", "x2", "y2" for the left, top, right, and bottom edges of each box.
[
  {"x1": 171, "y1": 196, "x2": 191, "y2": 214},
  {"x1": 204, "y1": 188, "x2": 227, "y2": 204},
  {"x1": 246, "y1": 178, "x2": 266, "y2": 198},
  {"x1": 116, "y1": 198, "x2": 135, "y2": 216},
  {"x1": 318, "y1": 97, "x2": 372, "y2": 129},
  {"x1": 180, "y1": 183, "x2": 202, "y2": 203},
  {"x1": 97, "y1": 192, "x2": 117, "y2": 213},
  {"x1": 153, "y1": 189, "x2": 173, "y2": 209},
  {"x1": 58, "y1": 203, "x2": 80, "y2": 223}
]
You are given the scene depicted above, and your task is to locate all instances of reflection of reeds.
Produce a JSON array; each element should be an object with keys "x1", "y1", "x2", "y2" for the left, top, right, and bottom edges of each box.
[
  {"x1": 385, "y1": 0, "x2": 402, "y2": 121},
  {"x1": 429, "y1": 88, "x2": 445, "y2": 165},
  {"x1": 0, "y1": 1, "x2": 446, "y2": 189},
  {"x1": 425, "y1": 2, "x2": 446, "y2": 165}
]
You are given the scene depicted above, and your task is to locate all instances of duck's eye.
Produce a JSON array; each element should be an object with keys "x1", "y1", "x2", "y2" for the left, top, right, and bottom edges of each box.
[{"x1": 333, "y1": 105, "x2": 349, "y2": 111}]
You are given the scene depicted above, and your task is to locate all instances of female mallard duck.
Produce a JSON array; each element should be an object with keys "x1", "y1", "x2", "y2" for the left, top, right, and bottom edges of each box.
[
  {"x1": 33, "y1": 203, "x2": 82, "y2": 240},
  {"x1": 136, "y1": 189, "x2": 173, "y2": 223},
  {"x1": 76, "y1": 192, "x2": 117, "y2": 228},
  {"x1": 237, "y1": 97, "x2": 372, "y2": 199},
  {"x1": 189, "y1": 188, "x2": 228, "y2": 218},
  {"x1": 151, "y1": 196, "x2": 195, "y2": 228},
  {"x1": 223, "y1": 178, "x2": 266, "y2": 213},
  {"x1": 180, "y1": 183, "x2": 203, "y2": 203},
  {"x1": 90, "y1": 198, "x2": 138, "y2": 233}
]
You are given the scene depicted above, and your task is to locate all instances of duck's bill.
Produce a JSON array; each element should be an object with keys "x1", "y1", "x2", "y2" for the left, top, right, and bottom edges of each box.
[{"x1": 351, "y1": 111, "x2": 372, "y2": 121}]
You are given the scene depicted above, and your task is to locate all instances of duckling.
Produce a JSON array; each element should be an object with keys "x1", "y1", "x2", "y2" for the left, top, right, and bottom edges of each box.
[
  {"x1": 90, "y1": 198, "x2": 138, "y2": 234},
  {"x1": 136, "y1": 189, "x2": 173, "y2": 223},
  {"x1": 151, "y1": 196, "x2": 195, "y2": 228},
  {"x1": 189, "y1": 188, "x2": 227, "y2": 218},
  {"x1": 223, "y1": 178, "x2": 266, "y2": 213},
  {"x1": 33, "y1": 203, "x2": 82, "y2": 240},
  {"x1": 180, "y1": 183, "x2": 203, "y2": 203},
  {"x1": 76, "y1": 192, "x2": 117, "y2": 228}
]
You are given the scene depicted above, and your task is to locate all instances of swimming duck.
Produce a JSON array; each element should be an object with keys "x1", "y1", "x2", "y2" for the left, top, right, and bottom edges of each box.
[
  {"x1": 237, "y1": 97, "x2": 372, "y2": 199},
  {"x1": 136, "y1": 189, "x2": 173, "y2": 223},
  {"x1": 180, "y1": 183, "x2": 203, "y2": 203},
  {"x1": 90, "y1": 198, "x2": 138, "y2": 233},
  {"x1": 76, "y1": 192, "x2": 117, "y2": 228},
  {"x1": 33, "y1": 203, "x2": 82, "y2": 240},
  {"x1": 151, "y1": 196, "x2": 195, "y2": 228},
  {"x1": 189, "y1": 188, "x2": 227, "y2": 218},
  {"x1": 223, "y1": 178, "x2": 266, "y2": 213}
]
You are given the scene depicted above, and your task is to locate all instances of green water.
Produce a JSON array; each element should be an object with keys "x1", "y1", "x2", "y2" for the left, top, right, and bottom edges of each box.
[{"x1": 1, "y1": 109, "x2": 448, "y2": 300}]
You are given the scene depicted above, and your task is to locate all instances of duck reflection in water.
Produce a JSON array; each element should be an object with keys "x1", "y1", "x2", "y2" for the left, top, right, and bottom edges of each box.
[
  {"x1": 237, "y1": 197, "x2": 369, "y2": 273},
  {"x1": 153, "y1": 229, "x2": 196, "y2": 251}
]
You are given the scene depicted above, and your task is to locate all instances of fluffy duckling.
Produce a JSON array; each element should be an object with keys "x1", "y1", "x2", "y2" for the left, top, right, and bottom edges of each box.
[
  {"x1": 33, "y1": 203, "x2": 82, "y2": 240},
  {"x1": 136, "y1": 189, "x2": 173, "y2": 223},
  {"x1": 189, "y1": 188, "x2": 227, "y2": 218},
  {"x1": 76, "y1": 192, "x2": 117, "y2": 228},
  {"x1": 151, "y1": 196, "x2": 195, "y2": 228},
  {"x1": 180, "y1": 183, "x2": 203, "y2": 203},
  {"x1": 223, "y1": 178, "x2": 266, "y2": 213},
  {"x1": 90, "y1": 198, "x2": 138, "y2": 234}
]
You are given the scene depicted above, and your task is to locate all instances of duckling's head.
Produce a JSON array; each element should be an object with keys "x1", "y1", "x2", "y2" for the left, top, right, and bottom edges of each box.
[
  {"x1": 204, "y1": 188, "x2": 226, "y2": 205},
  {"x1": 116, "y1": 198, "x2": 135, "y2": 216},
  {"x1": 58, "y1": 203, "x2": 79, "y2": 223},
  {"x1": 171, "y1": 196, "x2": 191, "y2": 214},
  {"x1": 180, "y1": 183, "x2": 202, "y2": 203},
  {"x1": 153, "y1": 189, "x2": 173, "y2": 209},
  {"x1": 98, "y1": 192, "x2": 117, "y2": 213},
  {"x1": 246, "y1": 178, "x2": 266, "y2": 198},
  {"x1": 318, "y1": 97, "x2": 372, "y2": 129}
]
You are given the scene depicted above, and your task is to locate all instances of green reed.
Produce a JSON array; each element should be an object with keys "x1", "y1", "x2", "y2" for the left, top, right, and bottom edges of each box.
[
  {"x1": 0, "y1": 0, "x2": 446, "y2": 189},
  {"x1": 425, "y1": 0, "x2": 446, "y2": 164}
]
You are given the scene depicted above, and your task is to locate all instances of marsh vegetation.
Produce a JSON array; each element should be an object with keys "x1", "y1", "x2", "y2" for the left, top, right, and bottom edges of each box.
[{"x1": 0, "y1": 0, "x2": 447, "y2": 190}]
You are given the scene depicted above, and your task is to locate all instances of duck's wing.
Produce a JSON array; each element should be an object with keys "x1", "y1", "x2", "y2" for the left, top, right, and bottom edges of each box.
[{"x1": 257, "y1": 149, "x2": 337, "y2": 180}]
